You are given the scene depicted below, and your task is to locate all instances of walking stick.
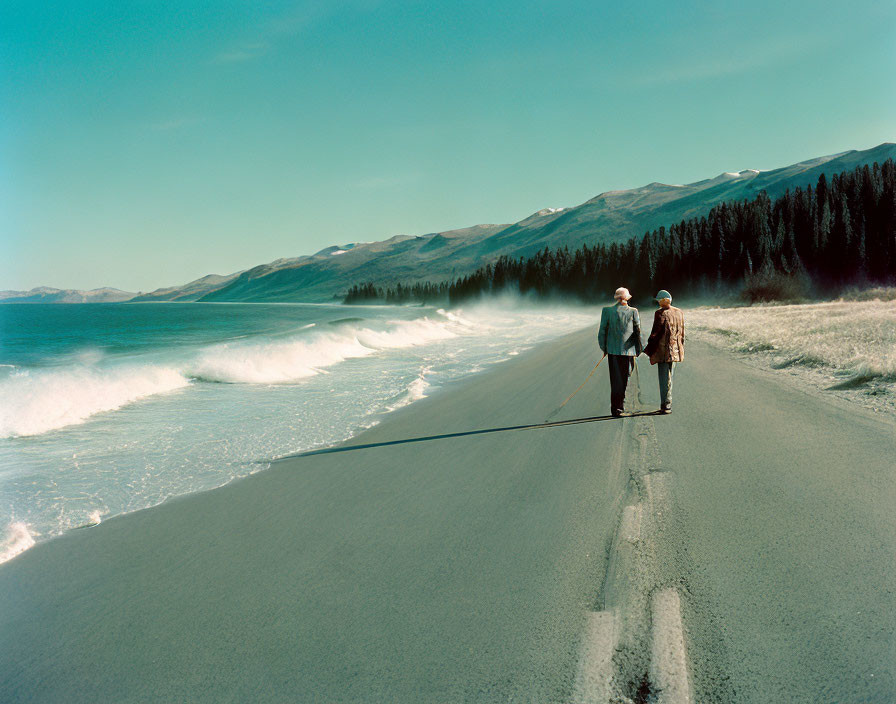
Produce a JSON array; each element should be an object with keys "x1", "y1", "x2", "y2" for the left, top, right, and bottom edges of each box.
[{"x1": 545, "y1": 353, "x2": 607, "y2": 422}]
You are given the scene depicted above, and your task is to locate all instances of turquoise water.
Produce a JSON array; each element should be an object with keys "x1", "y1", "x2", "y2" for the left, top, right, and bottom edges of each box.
[
  {"x1": 0, "y1": 301, "x2": 596, "y2": 562},
  {"x1": 1, "y1": 302, "x2": 334, "y2": 366}
]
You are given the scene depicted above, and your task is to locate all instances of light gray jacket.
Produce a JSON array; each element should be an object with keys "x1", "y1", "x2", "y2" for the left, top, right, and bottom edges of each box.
[{"x1": 598, "y1": 303, "x2": 643, "y2": 356}]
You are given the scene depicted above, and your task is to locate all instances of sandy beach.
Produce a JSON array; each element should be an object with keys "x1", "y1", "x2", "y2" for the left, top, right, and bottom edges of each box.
[{"x1": 1, "y1": 327, "x2": 895, "y2": 702}]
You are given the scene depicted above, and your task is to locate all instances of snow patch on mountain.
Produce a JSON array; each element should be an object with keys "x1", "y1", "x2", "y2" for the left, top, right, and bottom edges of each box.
[{"x1": 722, "y1": 169, "x2": 762, "y2": 179}]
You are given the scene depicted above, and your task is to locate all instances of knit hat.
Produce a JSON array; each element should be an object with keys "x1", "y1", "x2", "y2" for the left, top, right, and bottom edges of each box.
[{"x1": 654, "y1": 289, "x2": 672, "y2": 302}]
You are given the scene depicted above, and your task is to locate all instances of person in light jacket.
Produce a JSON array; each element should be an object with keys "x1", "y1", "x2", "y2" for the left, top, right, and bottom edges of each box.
[
  {"x1": 643, "y1": 289, "x2": 685, "y2": 414},
  {"x1": 598, "y1": 287, "x2": 643, "y2": 417}
]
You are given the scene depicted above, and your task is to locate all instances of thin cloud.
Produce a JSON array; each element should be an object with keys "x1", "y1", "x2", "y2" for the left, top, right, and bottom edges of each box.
[
  {"x1": 210, "y1": 3, "x2": 327, "y2": 65},
  {"x1": 213, "y1": 42, "x2": 270, "y2": 64},
  {"x1": 635, "y1": 34, "x2": 827, "y2": 85},
  {"x1": 212, "y1": 1, "x2": 380, "y2": 65},
  {"x1": 148, "y1": 116, "x2": 204, "y2": 131},
  {"x1": 356, "y1": 173, "x2": 422, "y2": 191},
  {"x1": 264, "y1": 4, "x2": 326, "y2": 38}
]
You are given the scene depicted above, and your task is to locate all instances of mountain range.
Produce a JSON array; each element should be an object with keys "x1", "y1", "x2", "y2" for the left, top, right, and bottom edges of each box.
[
  {"x1": 0, "y1": 287, "x2": 136, "y2": 304},
  {"x1": 4, "y1": 142, "x2": 894, "y2": 304}
]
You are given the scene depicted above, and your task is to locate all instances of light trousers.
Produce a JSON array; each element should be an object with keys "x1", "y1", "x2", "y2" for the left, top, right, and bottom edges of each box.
[{"x1": 657, "y1": 361, "x2": 675, "y2": 408}]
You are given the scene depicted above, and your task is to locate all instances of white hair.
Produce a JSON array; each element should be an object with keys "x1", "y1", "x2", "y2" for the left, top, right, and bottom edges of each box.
[{"x1": 614, "y1": 287, "x2": 632, "y2": 301}]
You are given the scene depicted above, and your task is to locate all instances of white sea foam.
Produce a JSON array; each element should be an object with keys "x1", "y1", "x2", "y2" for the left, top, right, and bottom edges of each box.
[
  {"x1": 0, "y1": 364, "x2": 190, "y2": 438},
  {"x1": 2, "y1": 301, "x2": 600, "y2": 558},
  {"x1": 0, "y1": 313, "x2": 482, "y2": 435},
  {"x1": 406, "y1": 375, "x2": 429, "y2": 401},
  {"x1": 189, "y1": 332, "x2": 372, "y2": 383},
  {"x1": 386, "y1": 370, "x2": 431, "y2": 411},
  {"x1": 189, "y1": 315, "x2": 467, "y2": 384},
  {"x1": 0, "y1": 522, "x2": 35, "y2": 564},
  {"x1": 437, "y1": 308, "x2": 476, "y2": 327},
  {"x1": 356, "y1": 317, "x2": 458, "y2": 349},
  {"x1": 8, "y1": 306, "x2": 579, "y2": 447}
]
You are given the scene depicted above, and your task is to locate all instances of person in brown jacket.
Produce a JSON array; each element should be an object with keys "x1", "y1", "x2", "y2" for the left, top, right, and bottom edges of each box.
[{"x1": 642, "y1": 289, "x2": 684, "y2": 414}]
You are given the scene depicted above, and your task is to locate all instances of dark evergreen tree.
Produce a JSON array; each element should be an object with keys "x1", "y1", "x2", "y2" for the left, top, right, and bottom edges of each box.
[{"x1": 344, "y1": 159, "x2": 896, "y2": 305}]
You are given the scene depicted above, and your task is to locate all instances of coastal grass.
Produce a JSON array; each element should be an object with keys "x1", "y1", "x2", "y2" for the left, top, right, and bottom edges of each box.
[{"x1": 688, "y1": 298, "x2": 896, "y2": 383}]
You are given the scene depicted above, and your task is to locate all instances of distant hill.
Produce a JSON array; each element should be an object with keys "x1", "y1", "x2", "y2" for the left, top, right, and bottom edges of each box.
[
  {"x1": 198, "y1": 225, "x2": 508, "y2": 303},
  {"x1": 129, "y1": 273, "x2": 241, "y2": 302},
  {"x1": 0, "y1": 287, "x2": 136, "y2": 304},
  {"x1": 195, "y1": 142, "x2": 896, "y2": 302},
  {"x1": 8, "y1": 142, "x2": 895, "y2": 303}
]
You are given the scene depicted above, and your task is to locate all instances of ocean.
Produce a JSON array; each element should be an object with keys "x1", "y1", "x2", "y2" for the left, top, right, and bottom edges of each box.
[{"x1": 0, "y1": 301, "x2": 596, "y2": 563}]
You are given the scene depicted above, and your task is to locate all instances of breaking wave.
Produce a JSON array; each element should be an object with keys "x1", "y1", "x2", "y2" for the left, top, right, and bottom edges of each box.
[
  {"x1": 385, "y1": 370, "x2": 431, "y2": 411},
  {"x1": 0, "y1": 312, "x2": 477, "y2": 438},
  {"x1": 189, "y1": 332, "x2": 371, "y2": 383},
  {"x1": 188, "y1": 316, "x2": 461, "y2": 384},
  {"x1": 1, "y1": 301, "x2": 602, "y2": 559},
  {"x1": 0, "y1": 364, "x2": 190, "y2": 438},
  {"x1": 0, "y1": 522, "x2": 36, "y2": 564}
]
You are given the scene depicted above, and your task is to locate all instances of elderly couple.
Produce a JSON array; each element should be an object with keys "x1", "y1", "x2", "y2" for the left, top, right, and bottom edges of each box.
[{"x1": 597, "y1": 287, "x2": 685, "y2": 417}]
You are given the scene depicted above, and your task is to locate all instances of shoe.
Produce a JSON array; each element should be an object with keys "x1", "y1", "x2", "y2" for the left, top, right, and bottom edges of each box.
[
  {"x1": 660, "y1": 406, "x2": 672, "y2": 414},
  {"x1": 612, "y1": 410, "x2": 632, "y2": 417}
]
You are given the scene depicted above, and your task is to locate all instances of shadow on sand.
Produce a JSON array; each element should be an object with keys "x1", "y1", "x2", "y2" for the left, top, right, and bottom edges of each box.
[{"x1": 282, "y1": 411, "x2": 663, "y2": 459}]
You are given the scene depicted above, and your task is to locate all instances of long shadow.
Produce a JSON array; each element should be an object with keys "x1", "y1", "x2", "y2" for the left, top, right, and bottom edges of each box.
[{"x1": 281, "y1": 411, "x2": 662, "y2": 459}]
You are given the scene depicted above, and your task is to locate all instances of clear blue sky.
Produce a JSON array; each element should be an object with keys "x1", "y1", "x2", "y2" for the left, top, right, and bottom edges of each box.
[{"x1": 2, "y1": 0, "x2": 894, "y2": 292}]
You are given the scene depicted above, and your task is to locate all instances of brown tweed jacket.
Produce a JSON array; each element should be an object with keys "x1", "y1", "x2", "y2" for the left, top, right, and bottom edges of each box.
[{"x1": 644, "y1": 306, "x2": 685, "y2": 364}]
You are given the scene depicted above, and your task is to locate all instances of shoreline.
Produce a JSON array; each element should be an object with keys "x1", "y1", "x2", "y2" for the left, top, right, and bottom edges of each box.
[
  {"x1": 3, "y1": 306, "x2": 890, "y2": 568},
  {"x1": 2, "y1": 325, "x2": 628, "y2": 702},
  {"x1": 4, "y1": 308, "x2": 891, "y2": 567},
  {"x1": 0, "y1": 304, "x2": 601, "y2": 567},
  {"x1": 2, "y1": 327, "x2": 894, "y2": 701},
  {"x1": 0, "y1": 323, "x2": 596, "y2": 567}
]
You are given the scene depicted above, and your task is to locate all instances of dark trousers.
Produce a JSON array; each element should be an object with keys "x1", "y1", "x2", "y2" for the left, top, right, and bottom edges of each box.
[{"x1": 608, "y1": 354, "x2": 634, "y2": 414}]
